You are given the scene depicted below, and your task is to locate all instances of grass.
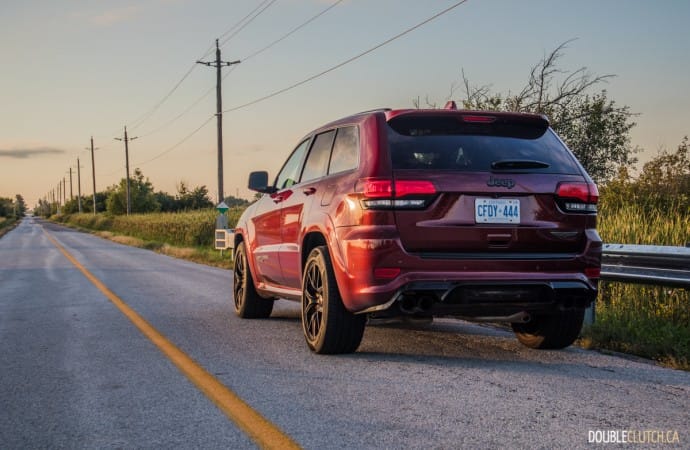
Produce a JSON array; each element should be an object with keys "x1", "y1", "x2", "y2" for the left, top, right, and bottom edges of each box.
[
  {"x1": 0, "y1": 216, "x2": 18, "y2": 239},
  {"x1": 582, "y1": 201, "x2": 690, "y2": 370},
  {"x1": 53, "y1": 210, "x2": 241, "y2": 269},
  {"x1": 597, "y1": 201, "x2": 689, "y2": 246}
]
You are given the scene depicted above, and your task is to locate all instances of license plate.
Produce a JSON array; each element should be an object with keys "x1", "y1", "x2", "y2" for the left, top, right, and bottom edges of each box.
[{"x1": 475, "y1": 198, "x2": 520, "y2": 224}]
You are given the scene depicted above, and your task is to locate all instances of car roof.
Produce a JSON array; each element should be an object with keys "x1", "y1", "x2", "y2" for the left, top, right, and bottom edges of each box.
[
  {"x1": 304, "y1": 107, "x2": 550, "y2": 139},
  {"x1": 384, "y1": 108, "x2": 548, "y2": 124}
]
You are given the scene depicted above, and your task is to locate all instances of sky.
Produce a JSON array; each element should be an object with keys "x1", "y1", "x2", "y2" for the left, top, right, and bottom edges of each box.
[{"x1": 1, "y1": 0, "x2": 689, "y2": 207}]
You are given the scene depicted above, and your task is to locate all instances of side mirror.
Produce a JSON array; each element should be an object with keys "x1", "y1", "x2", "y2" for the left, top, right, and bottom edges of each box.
[{"x1": 248, "y1": 171, "x2": 276, "y2": 193}]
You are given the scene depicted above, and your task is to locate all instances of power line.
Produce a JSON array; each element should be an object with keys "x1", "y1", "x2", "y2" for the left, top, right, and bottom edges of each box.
[
  {"x1": 224, "y1": 0, "x2": 469, "y2": 113},
  {"x1": 138, "y1": 85, "x2": 214, "y2": 138},
  {"x1": 135, "y1": 0, "x2": 341, "y2": 139},
  {"x1": 241, "y1": 0, "x2": 343, "y2": 64},
  {"x1": 214, "y1": 0, "x2": 272, "y2": 52},
  {"x1": 126, "y1": 0, "x2": 276, "y2": 133},
  {"x1": 100, "y1": 115, "x2": 214, "y2": 179},
  {"x1": 85, "y1": 1, "x2": 466, "y2": 181},
  {"x1": 218, "y1": 0, "x2": 277, "y2": 48},
  {"x1": 128, "y1": 63, "x2": 198, "y2": 131},
  {"x1": 136, "y1": 115, "x2": 216, "y2": 168}
]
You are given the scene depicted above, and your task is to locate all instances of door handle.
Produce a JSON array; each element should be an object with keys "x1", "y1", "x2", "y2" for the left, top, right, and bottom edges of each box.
[
  {"x1": 271, "y1": 190, "x2": 293, "y2": 204},
  {"x1": 303, "y1": 187, "x2": 317, "y2": 196}
]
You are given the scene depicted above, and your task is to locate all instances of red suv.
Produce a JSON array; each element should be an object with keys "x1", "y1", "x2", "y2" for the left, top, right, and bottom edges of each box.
[{"x1": 233, "y1": 105, "x2": 601, "y2": 354}]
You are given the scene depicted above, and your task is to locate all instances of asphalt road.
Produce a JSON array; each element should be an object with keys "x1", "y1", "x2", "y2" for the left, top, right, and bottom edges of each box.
[{"x1": 1, "y1": 217, "x2": 688, "y2": 449}]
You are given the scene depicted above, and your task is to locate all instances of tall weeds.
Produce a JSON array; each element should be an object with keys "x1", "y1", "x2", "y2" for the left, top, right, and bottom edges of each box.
[{"x1": 591, "y1": 199, "x2": 689, "y2": 369}]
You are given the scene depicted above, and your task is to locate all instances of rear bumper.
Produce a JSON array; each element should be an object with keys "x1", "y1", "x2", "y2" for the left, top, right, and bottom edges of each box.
[
  {"x1": 359, "y1": 279, "x2": 596, "y2": 318},
  {"x1": 332, "y1": 227, "x2": 601, "y2": 314}
]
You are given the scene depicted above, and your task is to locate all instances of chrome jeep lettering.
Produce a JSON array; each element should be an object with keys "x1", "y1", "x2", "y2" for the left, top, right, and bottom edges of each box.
[{"x1": 487, "y1": 177, "x2": 516, "y2": 189}]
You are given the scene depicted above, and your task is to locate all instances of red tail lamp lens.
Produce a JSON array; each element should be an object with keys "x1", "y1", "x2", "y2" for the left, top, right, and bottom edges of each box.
[
  {"x1": 359, "y1": 179, "x2": 436, "y2": 198},
  {"x1": 361, "y1": 179, "x2": 393, "y2": 198},
  {"x1": 358, "y1": 179, "x2": 436, "y2": 209},
  {"x1": 556, "y1": 182, "x2": 599, "y2": 213},
  {"x1": 557, "y1": 182, "x2": 591, "y2": 203},
  {"x1": 394, "y1": 180, "x2": 436, "y2": 197}
]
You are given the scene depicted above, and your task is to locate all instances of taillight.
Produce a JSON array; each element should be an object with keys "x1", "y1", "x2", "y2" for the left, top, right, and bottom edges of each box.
[
  {"x1": 395, "y1": 180, "x2": 436, "y2": 197},
  {"x1": 360, "y1": 179, "x2": 393, "y2": 198},
  {"x1": 357, "y1": 178, "x2": 437, "y2": 209},
  {"x1": 556, "y1": 182, "x2": 598, "y2": 213}
]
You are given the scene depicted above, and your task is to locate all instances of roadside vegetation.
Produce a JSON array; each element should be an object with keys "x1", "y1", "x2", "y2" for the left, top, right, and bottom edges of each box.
[
  {"x1": 52, "y1": 207, "x2": 246, "y2": 269},
  {"x1": 589, "y1": 138, "x2": 689, "y2": 370},
  {"x1": 0, "y1": 194, "x2": 26, "y2": 238},
  {"x1": 44, "y1": 42, "x2": 688, "y2": 369}
]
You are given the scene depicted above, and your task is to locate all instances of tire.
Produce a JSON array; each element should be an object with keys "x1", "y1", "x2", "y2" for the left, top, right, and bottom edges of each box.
[
  {"x1": 512, "y1": 309, "x2": 585, "y2": 349},
  {"x1": 301, "y1": 246, "x2": 365, "y2": 354},
  {"x1": 233, "y1": 241, "x2": 274, "y2": 319}
]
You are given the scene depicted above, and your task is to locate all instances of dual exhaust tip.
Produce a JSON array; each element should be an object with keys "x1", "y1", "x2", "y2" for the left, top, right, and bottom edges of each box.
[
  {"x1": 397, "y1": 294, "x2": 532, "y2": 323},
  {"x1": 398, "y1": 295, "x2": 435, "y2": 315}
]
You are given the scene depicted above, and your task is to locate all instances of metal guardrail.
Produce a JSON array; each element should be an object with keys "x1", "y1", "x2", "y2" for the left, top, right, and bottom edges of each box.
[
  {"x1": 601, "y1": 244, "x2": 690, "y2": 288},
  {"x1": 585, "y1": 244, "x2": 689, "y2": 325}
]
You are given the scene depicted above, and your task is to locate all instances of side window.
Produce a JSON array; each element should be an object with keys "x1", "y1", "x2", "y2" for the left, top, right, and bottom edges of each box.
[
  {"x1": 328, "y1": 126, "x2": 359, "y2": 174},
  {"x1": 275, "y1": 139, "x2": 310, "y2": 190},
  {"x1": 300, "y1": 130, "x2": 335, "y2": 183}
]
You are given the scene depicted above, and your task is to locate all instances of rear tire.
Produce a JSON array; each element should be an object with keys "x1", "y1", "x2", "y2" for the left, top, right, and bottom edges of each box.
[
  {"x1": 233, "y1": 242, "x2": 274, "y2": 319},
  {"x1": 301, "y1": 246, "x2": 365, "y2": 354},
  {"x1": 512, "y1": 309, "x2": 585, "y2": 349}
]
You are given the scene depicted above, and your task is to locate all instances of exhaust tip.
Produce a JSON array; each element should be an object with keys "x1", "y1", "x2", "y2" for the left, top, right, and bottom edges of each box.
[
  {"x1": 398, "y1": 294, "x2": 436, "y2": 315},
  {"x1": 418, "y1": 295, "x2": 434, "y2": 312}
]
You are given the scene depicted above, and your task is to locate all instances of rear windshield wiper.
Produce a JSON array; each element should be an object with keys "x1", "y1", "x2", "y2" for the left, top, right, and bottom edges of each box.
[{"x1": 491, "y1": 160, "x2": 550, "y2": 170}]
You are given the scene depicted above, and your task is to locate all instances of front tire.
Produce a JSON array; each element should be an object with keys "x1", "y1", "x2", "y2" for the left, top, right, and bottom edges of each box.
[
  {"x1": 301, "y1": 246, "x2": 365, "y2": 354},
  {"x1": 233, "y1": 241, "x2": 274, "y2": 319},
  {"x1": 512, "y1": 309, "x2": 585, "y2": 349}
]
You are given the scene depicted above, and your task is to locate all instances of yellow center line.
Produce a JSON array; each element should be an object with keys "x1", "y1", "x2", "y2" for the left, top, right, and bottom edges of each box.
[{"x1": 43, "y1": 226, "x2": 301, "y2": 450}]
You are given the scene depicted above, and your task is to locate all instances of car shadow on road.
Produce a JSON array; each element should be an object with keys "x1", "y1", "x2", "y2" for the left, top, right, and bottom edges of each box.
[
  {"x1": 262, "y1": 301, "x2": 689, "y2": 386},
  {"x1": 356, "y1": 321, "x2": 689, "y2": 387}
]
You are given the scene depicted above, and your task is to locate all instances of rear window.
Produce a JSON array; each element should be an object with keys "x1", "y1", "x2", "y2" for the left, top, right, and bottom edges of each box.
[{"x1": 387, "y1": 115, "x2": 581, "y2": 174}]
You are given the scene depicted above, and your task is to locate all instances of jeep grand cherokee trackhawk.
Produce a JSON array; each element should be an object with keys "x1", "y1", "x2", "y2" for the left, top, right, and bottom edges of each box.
[{"x1": 232, "y1": 104, "x2": 602, "y2": 354}]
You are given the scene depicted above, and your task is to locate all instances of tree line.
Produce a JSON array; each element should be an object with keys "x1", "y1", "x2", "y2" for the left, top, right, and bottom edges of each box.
[
  {"x1": 0, "y1": 195, "x2": 27, "y2": 219},
  {"x1": 35, "y1": 168, "x2": 251, "y2": 217}
]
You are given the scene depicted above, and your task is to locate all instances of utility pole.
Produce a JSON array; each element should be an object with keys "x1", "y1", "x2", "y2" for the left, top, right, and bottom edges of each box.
[
  {"x1": 68, "y1": 167, "x2": 73, "y2": 201},
  {"x1": 76, "y1": 158, "x2": 83, "y2": 213},
  {"x1": 87, "y1": 137, "x2": 98, "y2": 215},
  {"x1": 115, "y1": 126, "x2": 137, "y2": 215},
  {"x1": 197, "y1": 39, "x2": 240, "y2": 204},
  {"x1": 62, "y1": 177, "x2": 66, "y2": 205}
]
